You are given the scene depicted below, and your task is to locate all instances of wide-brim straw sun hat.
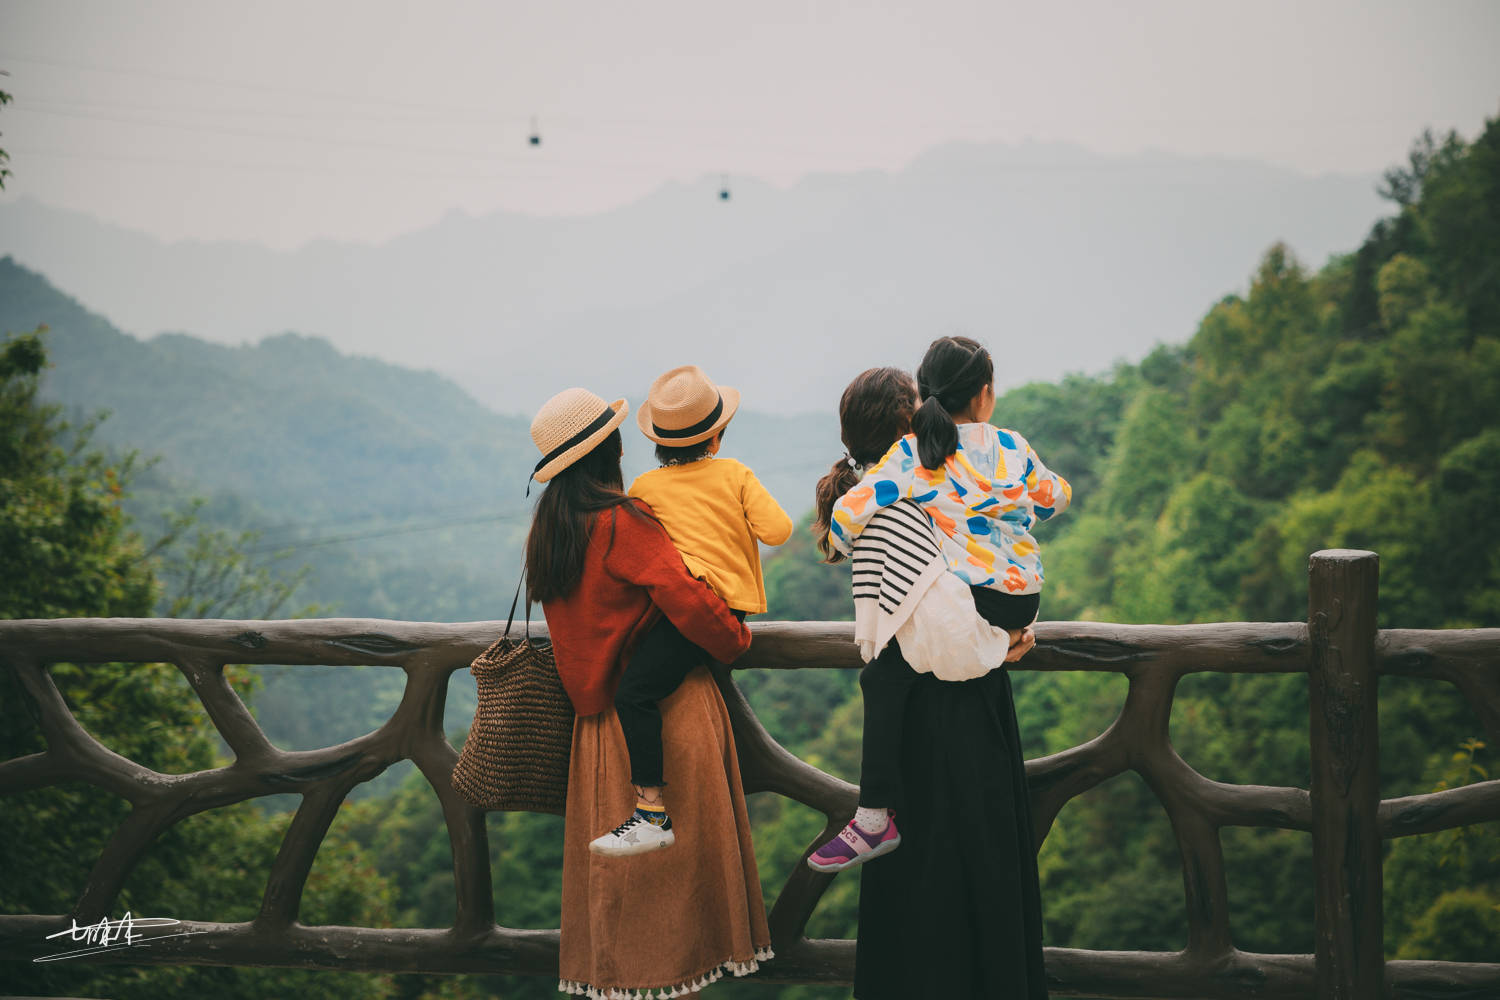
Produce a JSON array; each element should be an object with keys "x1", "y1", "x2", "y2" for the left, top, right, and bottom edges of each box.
[
  {"x1": 530, "y1": 387, "x2": 629, "y2": 484},
  {"x1": 636, "y1": 365, "x2": 741, "y2": 446}
]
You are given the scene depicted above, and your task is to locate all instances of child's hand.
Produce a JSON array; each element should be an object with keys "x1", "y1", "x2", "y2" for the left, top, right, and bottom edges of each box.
[{"x1": 1004, "y1": 627, "x2": 1035, "y2": 663}]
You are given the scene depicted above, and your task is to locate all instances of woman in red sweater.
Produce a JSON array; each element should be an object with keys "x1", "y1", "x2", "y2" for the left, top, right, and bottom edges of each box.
[{"x1": 524, "y1": 387, "x2": 773, "y2": 997}]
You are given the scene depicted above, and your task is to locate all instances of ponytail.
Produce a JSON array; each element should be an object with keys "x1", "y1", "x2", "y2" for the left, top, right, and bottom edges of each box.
[
  {"x1": 911, "y1": 394, "x2": 959, "y2": 471},
  {"x1": 813, "y1": 366, "x2": 922, "y2": 564},
  {"x1": 812, "y1": 457, "x2": 861, "y2": 563},
  {"x1": 912, "y1": 336, "x2": 994, "y2": 471}
]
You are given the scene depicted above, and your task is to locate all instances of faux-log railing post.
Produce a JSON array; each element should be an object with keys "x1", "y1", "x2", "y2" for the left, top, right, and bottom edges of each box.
[{"x1": 1308, "y1": 549, "x2": 1384, "y2": 999}]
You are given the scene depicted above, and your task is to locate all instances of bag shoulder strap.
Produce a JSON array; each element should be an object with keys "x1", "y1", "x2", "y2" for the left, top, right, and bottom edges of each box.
[{"x1": 504, "y1": 572, "x2": 533, "y2": 640}]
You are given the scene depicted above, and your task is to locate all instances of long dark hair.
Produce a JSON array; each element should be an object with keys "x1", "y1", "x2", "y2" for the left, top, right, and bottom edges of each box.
[
  {"x1": 524, "y1": 429, "x2": 631, "y2": 603},
  {"x1": 812, "y1": 367, "x2": 918, "y2": 563},
  {"x1": 911, "y1": 335, "x2": 994, "y2": 470}
]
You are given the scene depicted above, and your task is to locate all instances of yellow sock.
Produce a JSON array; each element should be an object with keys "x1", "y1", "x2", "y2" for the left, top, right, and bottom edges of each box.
[{"x1": 634, "y1": 802, "x2": 669, "y2": 827}]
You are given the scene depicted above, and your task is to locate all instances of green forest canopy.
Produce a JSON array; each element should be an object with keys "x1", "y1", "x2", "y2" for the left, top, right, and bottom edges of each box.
[{"x1": 759, "y1": 118, "x2": 1500, "y2": 979}]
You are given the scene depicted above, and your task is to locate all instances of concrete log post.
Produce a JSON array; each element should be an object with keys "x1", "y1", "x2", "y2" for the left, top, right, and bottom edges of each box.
[{"x1": 1307, "y1": 549, "x2": 1384, "y2": 1000}]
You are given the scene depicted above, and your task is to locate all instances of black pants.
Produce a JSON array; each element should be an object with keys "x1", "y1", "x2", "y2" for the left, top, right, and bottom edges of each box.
[
  {"x1": 857, "y1": 589, "x2": 1039, "y2": 808},
  {"x1": 616, "y1": 609, "x2": 746, "y2": 788},
  {"x1": 854, "y1": 661, "x2": 1049, "y2": 998}
]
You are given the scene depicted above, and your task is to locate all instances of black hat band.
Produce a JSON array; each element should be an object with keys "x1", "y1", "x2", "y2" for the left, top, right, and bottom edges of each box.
[
  {"x1": 533, "y1": 405, "x2": 617, "y2": 476},
  {"x1": 653, "y1": 394, "x2": 724, "y2": 440}
]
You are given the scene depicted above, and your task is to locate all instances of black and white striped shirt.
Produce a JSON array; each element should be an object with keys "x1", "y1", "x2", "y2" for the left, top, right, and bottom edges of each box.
[{"x1": 852, "y1": 499, "x2": 943, "y2": 618}]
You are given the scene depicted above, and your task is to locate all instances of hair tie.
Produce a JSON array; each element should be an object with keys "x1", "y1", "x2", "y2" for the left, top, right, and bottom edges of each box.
[
  {"x1": 844, "y1": 453, "x2": 857, "y2": 469},
  {"x1": 931, "y1": 346, "x2": 988, "y2": 400}
]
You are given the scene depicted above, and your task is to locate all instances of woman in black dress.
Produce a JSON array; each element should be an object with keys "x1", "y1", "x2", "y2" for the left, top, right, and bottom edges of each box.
[
  {"x1": 810, "y1": 357, "x2": 1050, "y2": 999},
  {"x1": 853, "y1": 662, "x2": 1047, "y2": 997}
]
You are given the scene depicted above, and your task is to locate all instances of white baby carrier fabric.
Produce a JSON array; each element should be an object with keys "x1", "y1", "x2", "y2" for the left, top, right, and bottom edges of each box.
[
  {"x1": 852, "y1": 499, "x2": 1011, "y2": 680},
  {"x1": 894, "y1": 569, "x2": 1013, "y2": 681}
]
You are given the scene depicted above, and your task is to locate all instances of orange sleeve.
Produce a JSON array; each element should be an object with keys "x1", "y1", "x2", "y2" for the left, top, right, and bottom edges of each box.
[{"x1": 603, "y1": 501, "x2": 753, "y2": 662}]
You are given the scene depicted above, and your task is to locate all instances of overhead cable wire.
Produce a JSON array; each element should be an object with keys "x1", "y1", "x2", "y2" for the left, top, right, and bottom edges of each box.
[
  {"x1": 0, "y1": 51, "x2": 940, "y2": 134},
  {"x1": 12, "y1": 104, "x2": 573, "y2": 164},
  {"x1": 8, "y1": 145, "x2": 678, "y2": 180},
  {"x1": 10, "y1": 104, "x2": 919, "y2": 174},
  {"x1": 0, "y1": 53, "x2": 1451, "y2": 134},
  {"x1": 10, "y1": 142, "x2": 1267, "y2": 186},
  {"x1": 0, "y1": 51, "x2": 510, "y2": 117},
  {"x1": 13, "y1": 101, "x2": 1412, "y2": 179},
  {"x1": 247, "y1": 510, "x2": 527, "y2": 555},
  {"x1": 249, "y1": 499, "x2": 527, "y2": 544}
]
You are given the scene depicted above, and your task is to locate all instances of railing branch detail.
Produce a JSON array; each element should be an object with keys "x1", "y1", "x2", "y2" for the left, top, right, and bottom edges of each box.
[{"x1": 2, "y1": 552, "x2": 1497, "y2": 998}]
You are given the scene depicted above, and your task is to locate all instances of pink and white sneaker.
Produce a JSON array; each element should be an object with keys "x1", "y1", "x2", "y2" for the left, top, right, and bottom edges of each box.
[{"x1": 806, "y1": 813, "x2": 901, "y2": 873}]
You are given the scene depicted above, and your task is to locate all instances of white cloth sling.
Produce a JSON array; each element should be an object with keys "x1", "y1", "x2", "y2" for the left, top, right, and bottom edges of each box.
[{"x1": 852, "y1": 499, "x2": 1011, "y2": 680}]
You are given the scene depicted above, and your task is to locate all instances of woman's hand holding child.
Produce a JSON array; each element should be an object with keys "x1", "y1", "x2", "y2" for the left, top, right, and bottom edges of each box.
[{"x1": 1004, "y1": 627, "x2": 1035, "y2": 663}]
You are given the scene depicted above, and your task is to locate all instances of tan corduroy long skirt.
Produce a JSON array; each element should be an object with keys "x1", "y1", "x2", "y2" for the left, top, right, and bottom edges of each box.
[{"x1": 559, "y1": 666, "x2": 773, "y2": 998}]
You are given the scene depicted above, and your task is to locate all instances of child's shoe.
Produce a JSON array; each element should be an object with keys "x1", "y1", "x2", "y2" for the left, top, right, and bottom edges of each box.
[
  {"x1": 806, "y1": 812, "x2": 900, "y2": 872},
  {"x1": 589, "y1": 811, "x2": 676, "y2": 856}
]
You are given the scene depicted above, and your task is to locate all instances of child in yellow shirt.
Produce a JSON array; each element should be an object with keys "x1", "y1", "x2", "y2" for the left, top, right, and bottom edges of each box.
[{"x1": 588, "y1": 364, "x2": 793, "y2": 857}]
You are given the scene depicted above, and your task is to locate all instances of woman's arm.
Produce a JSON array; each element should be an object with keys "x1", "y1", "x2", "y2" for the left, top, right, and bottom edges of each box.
[{"x1": 604, "y1": 502, "x2": 752, "y2": 663}]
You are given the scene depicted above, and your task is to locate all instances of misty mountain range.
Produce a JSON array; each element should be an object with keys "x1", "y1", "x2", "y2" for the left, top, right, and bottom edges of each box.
[
  {"x1": 0, "y1": 140, "x2": 1386, "y2": 416},
  {"x1": 0, "y1": 258, "x2": 839, "y2": 623}
]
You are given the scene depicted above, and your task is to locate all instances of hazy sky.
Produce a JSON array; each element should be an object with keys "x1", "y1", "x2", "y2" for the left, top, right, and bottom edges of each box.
[{"x1": 1, "y1": 0, "x2": 1497, "y2": 249}]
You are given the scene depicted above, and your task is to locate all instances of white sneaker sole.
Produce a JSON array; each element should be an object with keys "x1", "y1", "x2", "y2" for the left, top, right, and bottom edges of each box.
[{"x1": 589, "y1": 828, "x2": 676, "y2": 857}]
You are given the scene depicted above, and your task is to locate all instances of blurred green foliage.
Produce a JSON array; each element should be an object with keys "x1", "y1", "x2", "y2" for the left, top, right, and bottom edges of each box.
[
  {"x1": 748, "y1": 117, "x2": 1500, "y2": 971},
  {"x1": 0, "y1": 331, "x2": 398, "y2": 998}
]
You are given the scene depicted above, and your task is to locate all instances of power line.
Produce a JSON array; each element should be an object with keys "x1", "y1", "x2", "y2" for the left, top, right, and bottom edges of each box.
[
  {"x1": 0, "y1": 51, "x2": 507, "y2": 117},
  {"x1": 0, "y1": 51, "x2": 952, "y2": 135},
  {"x1": 11, "y1": 141, "x2": 1292, "y2": 188},
  {"x1": 1, "y1": 52, "x2": 1456, "y2": 135},
  {"x1": 0, "y1": 50, "x2": 914, "y2": 142},
  {"x1": 248, "y1": 495, "x2": 543, "y2": 543},
  {"x1": 14, "y1": 95, "x2": 908, "y2": 164},
  {"x1": 237, "y1": 461, "x2": 829, "y2": 554},
  {"x1": 247, "y1": 510, "x2": 528, "y2": 555},
  {"x1": 13, "y1": 104, "x2": 565, "y2": 165},
  {"x1": 8, "y1": 145, "x2": 674, "y2": 182},
  {"x1": 12, "y1": 98, "x2": 1427, "y2": 182},
  {"x1": 9, "y1": 103, "x2": 911, "y2": 176},
  {"x1": 11, "y1": 108, "x2": 786, "y2": 179},
  {"x1": 5, "y1": 54, "x2": 1444, "y2": 189},
  {"x1": 20, "y1": 94, "x2": 526, "y2": 126}
]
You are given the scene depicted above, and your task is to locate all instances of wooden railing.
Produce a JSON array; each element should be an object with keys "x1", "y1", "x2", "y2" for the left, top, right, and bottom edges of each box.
[{"x1": 1, "y1": 550, "x2": 1497, "y2": 998}]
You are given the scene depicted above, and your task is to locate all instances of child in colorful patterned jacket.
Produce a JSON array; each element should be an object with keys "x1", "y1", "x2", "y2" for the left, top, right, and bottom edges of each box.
[{"x1": 806, "y1": 337, "x2": 1071, "y2": 873}]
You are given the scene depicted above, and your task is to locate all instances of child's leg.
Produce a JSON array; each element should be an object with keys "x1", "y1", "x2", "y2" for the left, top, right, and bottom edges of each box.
[
  {"x1": 971, "y1": 589, "x2": 1041, "y2": 631},
  {"x1": 592, "y1": 615, "x2": 705, "y2": 857},
  {"x1": 856, "y1": 642, "x2": 923, "y2": 810},
  {"x1": 614, "y1": 614, "x2": 702, "y2": 790},
  {"x1": 807, "y1": 641, "x2": 920, "y2": 872}
]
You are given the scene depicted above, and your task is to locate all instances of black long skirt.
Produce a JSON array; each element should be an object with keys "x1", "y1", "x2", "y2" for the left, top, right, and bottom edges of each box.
[{"x1": 853, "y1": 656, "x2": 1048, "y2": 998}]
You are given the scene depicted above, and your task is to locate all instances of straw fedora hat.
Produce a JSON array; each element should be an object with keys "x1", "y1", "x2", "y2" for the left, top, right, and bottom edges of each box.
[
  {"x1": 530, "y1": 387, "x2": 629, "y2": 484},
  {"x1": 636, "y1": 365, "x2": 740, "y2": 446}
]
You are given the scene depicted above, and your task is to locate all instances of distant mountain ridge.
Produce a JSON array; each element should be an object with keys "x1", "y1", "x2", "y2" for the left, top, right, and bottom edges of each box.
[
  {"x1": 0, "y1": 140, "x2": 1385, "y2": 415},
  {"x1": 0, "y1": 258, "x2": 838, "y2": 622},
  {"x1": 0, "y1": 256, "x2": 537, "y2": 522}
]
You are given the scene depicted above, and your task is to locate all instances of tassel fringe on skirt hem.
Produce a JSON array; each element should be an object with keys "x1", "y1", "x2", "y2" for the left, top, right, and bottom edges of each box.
[{"x1": 558, "y1": 946, "x2": 774, "y2": 999}]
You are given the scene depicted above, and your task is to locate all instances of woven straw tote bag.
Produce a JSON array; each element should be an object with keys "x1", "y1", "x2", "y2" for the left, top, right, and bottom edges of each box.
[{"x1": 451, "y1": 577, "x2": 574, "y2": 814}]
